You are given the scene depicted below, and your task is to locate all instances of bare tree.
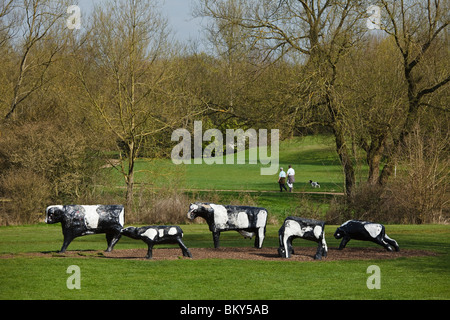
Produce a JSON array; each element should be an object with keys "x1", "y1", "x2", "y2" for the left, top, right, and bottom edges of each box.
[
  {"x1": 0, "y1": 0, "x2": 15, "y2": 46},
  {"x1": 77, "y1": 0, "x2": 199, "y2": 215},
  {"x1": 338, "y1": 36, "x2": 406, "y2": 185},
  {"x1": 377, "y1": 0, "x2": 450, "y2": 185},
  {"x1": 198, "y1": 0, "x2": 365, "y2": 196},
  {"x1": 2, "y1": 0, "x2": 69, "y2": 121}
]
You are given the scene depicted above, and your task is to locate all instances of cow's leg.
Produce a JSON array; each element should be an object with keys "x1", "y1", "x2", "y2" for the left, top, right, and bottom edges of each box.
[
  {"x1": 278, "y1": 233, "x2": 288, "y2": 258},
  {"x1": 59, "y1": 232, "x2": 74, "y2": 253},
  {"x1": 314, "y1": 241, "x2": 323, "y2": 260},
  {"x1": 321, "y1": 236, "x2": 328, "y2": 257},
  {"x1": 145, "y1": 243, "x2": 155, "y2": 259},
  {"x1": 212, "y1": 231, "x2": 220, "y2": 248},
  {"x1": 384, "y1": 234, "x2": 400, "y2": 251},
  {"x1": 338, "y1": 236, "x2": 350, "y2": 250},
  {"x1": 287, "y1": 237, "x2": 295, "y2": 256},
  {"x1": 374, "y1": 237, "x2": 393, "y2": 251},
  {"x1": 374, "y1": 230, "x2": 394, "y2": 251},
  {"x1": 282, "y1": 235, "x2": 293, "y2": 258},
  {"x1": 105, "y1": 232, "x2": 121, "y2": 252},
  {"x1": 254, "y1": 227, "x2": 265, "y2": 249},
  {"x1": 177, "y1": 238, "x2": 192, "y2": 258}
]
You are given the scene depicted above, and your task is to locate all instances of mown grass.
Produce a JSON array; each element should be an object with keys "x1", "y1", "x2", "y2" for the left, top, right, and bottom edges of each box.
[
  {"x1": 104, "y1": 135, "x2": 348, "y2": 193},
  {"x1": 0, "y1": 224, "x2": 449, "y2": 300}
]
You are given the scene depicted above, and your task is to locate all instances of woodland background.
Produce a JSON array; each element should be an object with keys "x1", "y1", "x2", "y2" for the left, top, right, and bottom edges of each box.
[{"x1": 0, "y1": 0, "x2": 448, "y2": 225}]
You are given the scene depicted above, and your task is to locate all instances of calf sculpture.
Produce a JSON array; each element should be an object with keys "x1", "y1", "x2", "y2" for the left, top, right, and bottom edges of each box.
[
  {"x1": 187, "y1": 203, "x2": 268, "y2": 248},
  {"x1": 45, "y1": 205, "x2": 124, "y2": 253},
  {"x1": 334, "y1": 220, "x2": 399, "y2": 251},
  {"x1": 121, "y1": 226, "x2": 192, "y2": 259},
  {"x1": 278, "y1": 216, "x2": 328, "y2": 260}
]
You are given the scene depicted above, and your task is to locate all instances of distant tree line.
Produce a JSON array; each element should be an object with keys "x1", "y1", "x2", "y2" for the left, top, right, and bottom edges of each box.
[{"x1": 0, "y1": 0, "x2": 448, "y2": 224}]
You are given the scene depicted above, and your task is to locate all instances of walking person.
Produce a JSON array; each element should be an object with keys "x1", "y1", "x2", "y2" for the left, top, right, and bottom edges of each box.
[
  {"x1": 278, "y1": 167, "x2": 287, "y2": 192},
  {"x1": 287, "y1": 165, "x2": 295, "y2": 192}
]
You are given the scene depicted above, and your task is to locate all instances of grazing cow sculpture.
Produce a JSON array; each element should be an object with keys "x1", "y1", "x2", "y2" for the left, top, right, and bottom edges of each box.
[
  {"x1": 187, "y1": 203, "x2": 268, "y2": 249},
  {"x1": 334, "y1": 220, "x2": 400, "y2": 252},
  {"x1": 45, "y1": 205, "x2": 124, "y2": 253},
  {"x1": 278, "y1": 216, "x2": 328, "y2": 260},
  {"x1": 121, "y1": 226, "x2": 192, "y2": 259}
]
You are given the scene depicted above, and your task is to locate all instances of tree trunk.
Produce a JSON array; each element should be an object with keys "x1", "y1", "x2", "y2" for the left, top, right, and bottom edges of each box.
[
  {"x1": 125, "y1": 171, "x2": 134, "y2": 219},
  {"x1": 333, "y1": 123, "x2": 355, "y2": 197},
  {"x1": 363, "y1": 134, "x2": 386, "y2": 185},
  {"x1": 367, "y1": 152, "x2": 382, "y2": 185},
  {"x1": 125, "y1": 142, "x2": 136, "y2": 219},
  {"x1": 379, "y1": 76, "x2": 420, "y2": 186}
]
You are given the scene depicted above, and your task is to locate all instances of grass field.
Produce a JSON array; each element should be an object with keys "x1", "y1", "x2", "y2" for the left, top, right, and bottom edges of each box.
[
  {"x1": 106, "y1": 135, "x2": 347, "y2": 193},
  {"x1": 1, "y1": 135, "x2": 448, "y2": 301},
  {"x1": 101, "y1": 135, "x2": 351, "y2": 221},
  {"x1": 0, "y1": 223, "x2": 449, "y2": 300}
]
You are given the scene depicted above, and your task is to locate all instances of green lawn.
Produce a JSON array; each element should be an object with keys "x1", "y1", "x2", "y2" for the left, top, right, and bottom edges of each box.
[
  {"x1": 105, "y1": 135, "x2": 348, "y2": 193},
  {"x1": 0, "y1": 224, "x2": 449, "y2": 300},
  {"x1": 2, "y1": 135, "x2": 448, "y2": 301},
  {"x1": 101, "y1": 135, "x2": 351, "y2": 220}
]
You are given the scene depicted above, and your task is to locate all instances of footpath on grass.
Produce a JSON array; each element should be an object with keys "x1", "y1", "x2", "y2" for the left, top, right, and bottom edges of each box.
[
  {"x1": 97, "y1": 184, "x2": 345, "y2": 196},
  {"x1": 180, "y1": 188, "x2": 344, "y2": 196}
]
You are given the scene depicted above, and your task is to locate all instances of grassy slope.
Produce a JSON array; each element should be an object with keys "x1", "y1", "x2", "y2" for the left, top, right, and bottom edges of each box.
[
  {"x1": 105, "y1": 135, "x2": 348, "y2": 192},
  {"x1": 0, "y1": 224, "x2": 449, "y2": 300},
  {"x1": 103, "y1": 135, "x2": 352, "y2": 220}
]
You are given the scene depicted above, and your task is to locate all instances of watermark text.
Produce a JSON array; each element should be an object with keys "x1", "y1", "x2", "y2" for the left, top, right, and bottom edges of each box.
[
  {"x1": 66, "y1": 265, "x2": 81, "y2": 290},
  {"x1": 171, "y1": 121, "x2": 279, "y2": 175},
  {"x1": 366, "y1": 265, "x2": 381, "y2": 289}
]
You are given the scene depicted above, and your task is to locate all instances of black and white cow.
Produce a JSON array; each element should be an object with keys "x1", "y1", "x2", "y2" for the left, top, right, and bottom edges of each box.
[
  {"x1": 121, "y1": 226, "x2": 192, "y2": 259},
  {"x1": 334, "y1": 220, "x2": 399, "y2": 252},
  {"x1": 45, "y1": 205, "x2": 124, "y2": 253},
  {"x1": 187, "y1": 203, "x2": 268, "y2": 249},
  {"x1": 278, "y1": 216, "x2": 328, "y2": 260}
]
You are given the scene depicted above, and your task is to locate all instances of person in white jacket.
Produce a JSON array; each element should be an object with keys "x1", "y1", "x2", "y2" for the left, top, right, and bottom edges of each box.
[{"x1": 287, "y1": 165, "x2": 295, "y2": 192}]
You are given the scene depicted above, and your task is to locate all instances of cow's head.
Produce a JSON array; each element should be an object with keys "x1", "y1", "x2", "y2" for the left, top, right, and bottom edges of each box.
[
  {"x1": 45, "y1": 205, "x2": 64, "y2": 224},
  {"x1": 121, "y1": 226, "x2": 140, "y2": 239},
  {"x1": 187, "y1": 203, "x2": 213, "y2": 220},
  {"x1": 334, "y1": 227, "x2": 344, "y2": 239}
]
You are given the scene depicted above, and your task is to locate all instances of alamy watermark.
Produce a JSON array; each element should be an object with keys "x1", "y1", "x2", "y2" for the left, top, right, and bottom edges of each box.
[
  {"x1": 366, "y1": 265, "x2": 381, "y2": 289},
  {"x1": 66, "y1": 5, "x2": 81, "y2": 30},
  {"x1": 66, "y1": 4, "x2": 382, "y2": 31},
  {"x1": 366, "y1": 5, "x2": 381, "y2": 30},
  {"x1": 66, "y1": 265, "x2": 81, "y2": 290},
  {"x1": 171, "y1": 121, "x2": 279, "y2": 176}
]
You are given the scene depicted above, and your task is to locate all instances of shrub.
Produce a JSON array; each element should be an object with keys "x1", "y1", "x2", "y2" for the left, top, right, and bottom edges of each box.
[
  {"x1": 0, "y1": 120, "x2": 103, "y2": 225},
  {"x1": 0, "y1": 170, "x2": 51, "y2": 225},
  {"x1": 326, "y1": 122, "x2": 449, "y2": 225},
  {"x1": 131, "y1": 188, "x2": 190, "y2": 224}
]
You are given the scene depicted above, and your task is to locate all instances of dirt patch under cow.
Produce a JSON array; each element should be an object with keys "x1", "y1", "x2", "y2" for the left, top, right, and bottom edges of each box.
[{"x1": 5, "y1": 246, "x2": 437, "y2": 261}]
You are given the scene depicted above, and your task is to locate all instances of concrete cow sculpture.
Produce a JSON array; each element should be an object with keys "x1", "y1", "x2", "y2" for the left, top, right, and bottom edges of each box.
[
  {"x1": 45, "y1": 205, "x2": 124, "y2": 253},
  {"x1": 278, "y1": 216, "x2": 328, "y2": 260},
  {"x1": 334, "y1": 220, "x2": 399, "y2": 252},
  {"x1": 187, "y1": 203, "x2": 268, "y2": 248},
  {"x1": 121, "y1": 226, "x2": 192, "y2": 259}
]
